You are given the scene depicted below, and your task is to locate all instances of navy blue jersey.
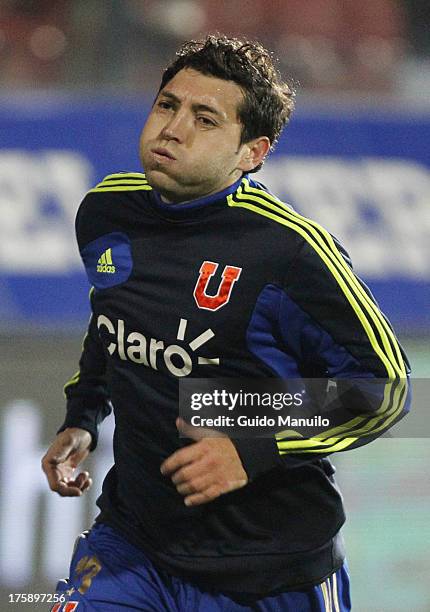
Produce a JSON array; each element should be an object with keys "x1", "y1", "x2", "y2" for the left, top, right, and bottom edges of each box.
[{"x1": 60, "y1": 172, "x2": 410, "y2": 596}]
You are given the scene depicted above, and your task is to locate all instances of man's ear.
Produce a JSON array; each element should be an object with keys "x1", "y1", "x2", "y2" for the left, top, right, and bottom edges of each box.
[{"x1": 237, "y1": 137, "x2": 271, "y2": 173}]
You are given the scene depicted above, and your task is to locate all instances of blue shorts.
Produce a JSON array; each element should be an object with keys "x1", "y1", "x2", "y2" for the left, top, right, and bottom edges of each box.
[{"x1": 53, "y1": 523, "x2": 351, "y2": 611}]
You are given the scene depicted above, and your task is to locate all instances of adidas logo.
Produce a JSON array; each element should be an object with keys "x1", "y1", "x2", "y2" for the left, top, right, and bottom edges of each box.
[{"x1": 97, "y1": 248, "x2": 116, "y2": 274}]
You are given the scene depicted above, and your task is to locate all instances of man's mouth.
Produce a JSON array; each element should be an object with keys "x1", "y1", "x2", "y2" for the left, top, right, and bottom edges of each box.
[{"x1": 151, "y1": 147, "x2": 176, "y2": 161}]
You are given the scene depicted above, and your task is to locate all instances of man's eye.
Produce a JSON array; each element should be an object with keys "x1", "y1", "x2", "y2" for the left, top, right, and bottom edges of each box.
[
  {"x1": 158, "y1": 101, "x2": 172, "y2": 110},
  {"x1": 197, "y1": 116, "x2": 215, "y2": 126}
]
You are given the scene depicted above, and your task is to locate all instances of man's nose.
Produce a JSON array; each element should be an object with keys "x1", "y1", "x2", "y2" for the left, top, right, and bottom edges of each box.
[{"x1": 160, "y1": 110, "x2": 191, "y2": 143}]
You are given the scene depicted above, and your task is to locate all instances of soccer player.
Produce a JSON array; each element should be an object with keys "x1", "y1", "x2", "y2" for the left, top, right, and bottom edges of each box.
[{"x1": 42, "y1": 35, "x2": 410, "y2": 611}]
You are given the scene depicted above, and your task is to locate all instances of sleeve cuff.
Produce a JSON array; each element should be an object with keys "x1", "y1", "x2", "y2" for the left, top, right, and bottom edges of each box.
[
  {"x1": 232, "y1": 437, "x2": 282, "y2": 481},
  {"x1": 58, "y1": 398, "x2": 112, "y2": 451}
]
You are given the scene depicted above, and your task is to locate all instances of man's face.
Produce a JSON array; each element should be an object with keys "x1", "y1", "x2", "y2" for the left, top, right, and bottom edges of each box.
[{"x1": 139, "y1": 68, "x2": 250, "y2": 203}]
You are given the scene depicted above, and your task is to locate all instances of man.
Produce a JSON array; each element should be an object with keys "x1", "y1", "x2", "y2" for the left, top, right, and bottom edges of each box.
[{"x1": 42, "y1": 35, "x2": 409, "y2": 611}]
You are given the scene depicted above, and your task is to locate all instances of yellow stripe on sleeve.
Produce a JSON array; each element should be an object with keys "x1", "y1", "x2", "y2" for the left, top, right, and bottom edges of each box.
[
  {"x1": 89, "y1": 172, "x2": 152, "y2": 193},
  {"x1": 238, "y1": 179, "x2": 406, "y2": 378},
  {"x1": 227, "y1": 179, "x2": 408, "y2": 455},
  {"x1": 100, "y1": 172, "x2": 147, "y2": 181},
  {"x1": 63, "y1": 370, "x2": 80, "y2": 395},
  {"x1": 227, "y1": 192, "x2": 398, "y2": 379},
  {"x1": 90, "y1": 184, "x2": 152, "y2": 193},
  {"x1": 276, "y1": 378, "x2": 407, "y2": 454}
]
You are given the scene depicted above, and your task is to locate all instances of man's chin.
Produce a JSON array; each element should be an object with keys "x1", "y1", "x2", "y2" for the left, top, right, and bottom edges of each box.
[
  {"x1": 144, "y1": 166, "x2": 172, "y2": 188},
  {"x1": 144, "y1": 167, "x2": 182, "y2": 200}
]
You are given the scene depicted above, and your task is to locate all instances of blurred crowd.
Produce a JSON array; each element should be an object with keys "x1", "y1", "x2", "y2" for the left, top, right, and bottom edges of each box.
[{"x1": 0, "y1": 0, "x2": 429, "y2": 95}]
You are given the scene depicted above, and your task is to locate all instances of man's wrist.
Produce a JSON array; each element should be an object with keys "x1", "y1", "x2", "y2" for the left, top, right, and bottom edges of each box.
[{"x1": 57, "y1": 421, "x2": 97, "y2": 451}]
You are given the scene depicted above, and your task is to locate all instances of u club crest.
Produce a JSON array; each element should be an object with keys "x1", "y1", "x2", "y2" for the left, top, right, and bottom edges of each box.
[{"x1": 193, "y1": 261, "x2": 242, "y2": 311}]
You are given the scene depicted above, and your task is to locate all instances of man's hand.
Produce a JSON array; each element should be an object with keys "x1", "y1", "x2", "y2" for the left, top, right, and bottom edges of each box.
[
  {"x1": 41, "y1": 428, "x2": 93, "y2": 497},
  {"x1": 160, "y1": 417, "x2": 248, "y2": 507}
]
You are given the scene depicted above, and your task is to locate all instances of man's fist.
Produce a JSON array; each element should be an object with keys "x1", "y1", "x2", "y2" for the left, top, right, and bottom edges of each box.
[
  {"x1": 41, "y1": 428, "x2": 93, "y2": 497},
  {"x1": 160, "y1": 418, "x2": 248, "y2": 507}
]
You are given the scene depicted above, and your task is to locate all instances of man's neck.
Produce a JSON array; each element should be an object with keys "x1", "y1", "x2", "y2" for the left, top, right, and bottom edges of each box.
[{"x1": 159, "y1": 174, "x2": 243, "y2": 205}]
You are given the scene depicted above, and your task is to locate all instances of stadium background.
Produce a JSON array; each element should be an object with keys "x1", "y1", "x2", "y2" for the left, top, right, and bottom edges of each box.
[{"x1": 0, "y1": 1, "x2": 429, "y2": 610}]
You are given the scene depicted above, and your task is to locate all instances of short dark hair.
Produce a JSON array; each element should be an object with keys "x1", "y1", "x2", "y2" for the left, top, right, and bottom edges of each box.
[{"x1": 158, "y1": 35, "x2": 296, "y2": 173}]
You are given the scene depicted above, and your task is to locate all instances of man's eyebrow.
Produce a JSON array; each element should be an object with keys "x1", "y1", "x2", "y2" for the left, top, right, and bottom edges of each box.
[
  {"x1": 158, "y1": 90, "x2": 226, "y2": 120},
  {"x1": 158, "y1": 90, "x2": 181, "y2": 105},
  {"x1": 193, "y1": 103, "x2": 225, "y2": 120}
]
